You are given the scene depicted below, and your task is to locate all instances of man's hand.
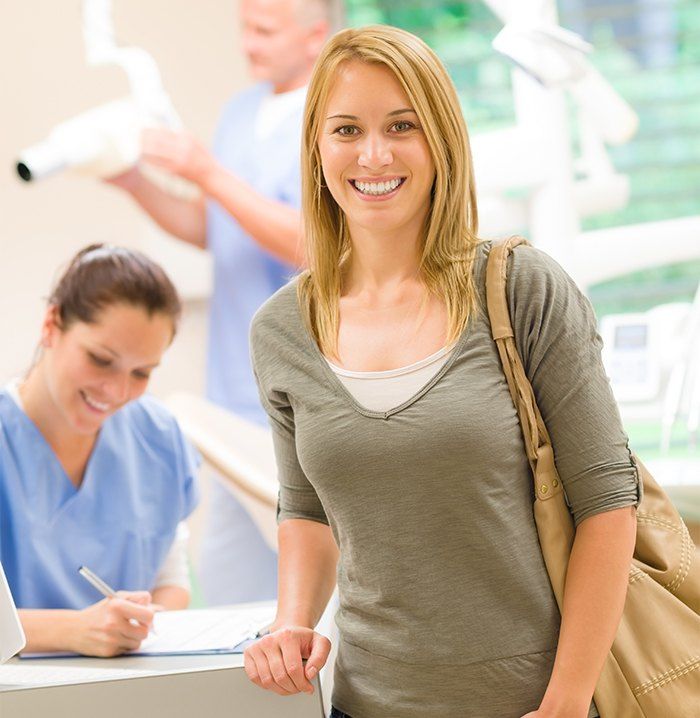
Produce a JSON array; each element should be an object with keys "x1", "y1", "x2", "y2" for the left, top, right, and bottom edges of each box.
[{"x1": 141, "y1": 128, "x2": 217, "y2": 187}]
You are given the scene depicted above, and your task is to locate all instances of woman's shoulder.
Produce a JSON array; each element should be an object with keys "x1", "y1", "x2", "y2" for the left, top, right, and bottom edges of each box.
[
  {"x1": 111, "y1": 395, "x2": 184, "y2": 450},
  {"x1": 507, "y1": 241, "x2": 580, "y2": 308},
  {"x1": 0, "y1": 388, "x2": 17, "y2": 415},
  {"x1": 475, "y1": 237, "x2": 563, "y2": 273},
  {"x1": 475, "y1": 238, "x2": 575, "y2": 296},
  {"x1": 0, "y1": 390, "x2": 20, "y2": 444},
  {"x1": 108, "y1": 396, "x2": 198, "y2": 508},
  {"x1": 0, "y1": 387, "x2": 29, "y2": 438},
  {"x1": 250, "y1": 276, "x2": 318, "y2": 381},
  {"x1": 251, "y1": 277, "x2": 301, "y2": 337}
]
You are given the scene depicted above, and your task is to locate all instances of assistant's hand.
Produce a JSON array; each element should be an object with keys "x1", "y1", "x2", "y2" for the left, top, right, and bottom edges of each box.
[
  {"x1": 141, "y1": 128, "x2": 217, "y2": 187},
  {"x1": 71, "y1": 590, "x2": 156, "y2": 657},
  {"x1": 244, "y1": 626, "x2": 331, "y2": 696}
]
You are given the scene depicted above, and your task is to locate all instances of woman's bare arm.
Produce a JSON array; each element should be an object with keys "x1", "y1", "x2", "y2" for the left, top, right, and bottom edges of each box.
[
  {"x1": 244, "y1": 518, "x2": 339, "y2": 696},
  {"x1": 531, "y1": 506, "x2": 637, "y2": 718}
]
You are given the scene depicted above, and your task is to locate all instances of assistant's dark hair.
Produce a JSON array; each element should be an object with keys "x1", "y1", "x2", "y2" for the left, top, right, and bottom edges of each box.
[{"x1": 49, "y1": 244, "x2": 182, "y2": 334}]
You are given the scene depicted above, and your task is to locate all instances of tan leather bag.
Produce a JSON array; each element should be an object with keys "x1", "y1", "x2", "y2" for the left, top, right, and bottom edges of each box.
[{"x1": 486, "y1": 236, "x2": 700, "y2": 717}]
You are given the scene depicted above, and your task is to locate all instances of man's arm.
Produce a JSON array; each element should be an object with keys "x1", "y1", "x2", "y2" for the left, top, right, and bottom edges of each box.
[
  {"x1": 127, "y1": 129, "x2": 304, "y2": 265},
  {"x1": 199, "y1": 163, "x2": 304, "y2": 266},
  {"x1": 523, "y1": 505, "x2": 637, "y2": 718},
  {"x1": 107, "y1": 166, "x2": 207, "y2": 249}
]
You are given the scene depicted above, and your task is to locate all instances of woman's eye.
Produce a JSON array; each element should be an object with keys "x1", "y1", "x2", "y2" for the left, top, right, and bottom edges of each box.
[
  {"x1": 392, "y1": 120, "x2": 415, "y2": 132},
  {"x1": 88, "y1": 353, "x2": 111, "y2": 368},
  {"x1": 133, "y1": 371, "x2": 151, "y2": 381},
  {"x1": 335, "y1": 125, "x2": 359, "y2": 137}
]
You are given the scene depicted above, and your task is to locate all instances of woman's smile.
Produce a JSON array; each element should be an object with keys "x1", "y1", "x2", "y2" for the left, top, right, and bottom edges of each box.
[
  {"x1": 348, "y1": 176, "x2": 406, "y2": 200},
  {"x1": 78, "y1": 389, "x2": 111, "y2": 414}
]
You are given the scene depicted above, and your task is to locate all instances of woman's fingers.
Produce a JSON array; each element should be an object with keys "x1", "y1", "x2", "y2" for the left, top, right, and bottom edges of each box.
[
  {"x1": 117, "y1": 590, "x2": 152, "y2": 606},
  {"x1": 247, "y1": 645, "x2": 293, "y2": 696},
  {"x1": 114, "y1": 634, "x2": 143, "y2": 653},
  {"x1": 244, "y1": 628, "x2": 332, "y2": 696},
  {"x1": 113, "y1": 597, "x2": 155, "y2": 625},
  {"x1": 109, "y1": 598, "x2": 154, "y2": 641},
  {"x1": 117, "y1": 617, "x2": 149, "y2": 643},
  {"x1": 259, "y1": 638, "x2": 299, "y2": 694},
  {"x1": 305, "y1": 632, "x2": 331, "y2": 681},
  {"x1": 279, "y1": 630, "x2": 314, "y2": 693},
  {"x1": 243, "y1": 649, "x2": 261, "y2": 685}
]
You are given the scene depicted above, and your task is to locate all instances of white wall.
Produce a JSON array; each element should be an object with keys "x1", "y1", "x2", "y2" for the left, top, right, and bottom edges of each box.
[{"x1": 0, "y1": 0, "x2": 248, "y2": 399}]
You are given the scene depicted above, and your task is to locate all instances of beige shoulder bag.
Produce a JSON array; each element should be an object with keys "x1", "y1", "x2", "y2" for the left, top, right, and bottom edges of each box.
[{"x1": 486, "y1": 236, "x2": 700, "y2": 717}]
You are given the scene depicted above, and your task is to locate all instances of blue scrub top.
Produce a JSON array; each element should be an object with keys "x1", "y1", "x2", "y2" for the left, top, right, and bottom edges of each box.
[
  {"x1": 0, "y1": 391, "x2": 199, "y2": 610},
  {"x1": 206, "y1": 83, "x2": 301, "y2": 425}
]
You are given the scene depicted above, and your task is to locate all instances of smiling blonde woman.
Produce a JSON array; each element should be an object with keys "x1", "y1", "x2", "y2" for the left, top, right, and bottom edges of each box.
[{"x1": 244, "y1": 25, "x2": 640, "y2": 718}]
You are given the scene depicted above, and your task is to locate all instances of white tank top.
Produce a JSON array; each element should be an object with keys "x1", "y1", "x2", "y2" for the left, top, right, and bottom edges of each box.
[{"x1": 326, "y1": 345, "x2": 455, "y2": 412}]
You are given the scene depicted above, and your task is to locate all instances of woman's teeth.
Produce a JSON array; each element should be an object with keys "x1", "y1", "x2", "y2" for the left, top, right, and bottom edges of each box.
[
  {"x1": 353, "y1": 178, "x2": 402, "y2": 196},
  {"x1": 81, "y1": 391, "x2": 109, "y2": 412}
]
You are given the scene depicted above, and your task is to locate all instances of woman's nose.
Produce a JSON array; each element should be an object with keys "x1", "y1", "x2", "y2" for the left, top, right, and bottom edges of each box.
[
  {"x1": 358, "y1": 134, "x2": 393, "y2": 170},
  {"x1": 103, "y1": 375, "x2": 130, "y2": 404}
]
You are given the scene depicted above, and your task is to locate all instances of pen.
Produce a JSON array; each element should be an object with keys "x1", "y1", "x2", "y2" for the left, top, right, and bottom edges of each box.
[
  {"x1": 78, "y1": 566, "x2": 117, "y2": 598},
  {"x1": 78, "y1": 565, "x2": 156, "y2": 634},
  {"x1": 254, "y1": 624, "x2": 272, "y2": 639}
]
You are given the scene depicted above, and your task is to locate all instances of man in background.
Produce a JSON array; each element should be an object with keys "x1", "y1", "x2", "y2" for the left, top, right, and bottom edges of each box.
[{"x1": 109, "y1": 0, "x2": 333, "y2": 604}]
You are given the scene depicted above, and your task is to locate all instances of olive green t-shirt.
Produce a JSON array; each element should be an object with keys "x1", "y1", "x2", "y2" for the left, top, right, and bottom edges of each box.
[{"x1": 250, "y1": 243, "x2": 641, "y2": 718}]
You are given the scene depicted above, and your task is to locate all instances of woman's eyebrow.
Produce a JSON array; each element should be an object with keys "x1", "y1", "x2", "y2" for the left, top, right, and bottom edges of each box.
[
  {"x1": 326, "y1": 108, "x2": 417, "y2": 121},
  {"x1": 95, "y1": 343, "x2": 119, "y2": 357}
]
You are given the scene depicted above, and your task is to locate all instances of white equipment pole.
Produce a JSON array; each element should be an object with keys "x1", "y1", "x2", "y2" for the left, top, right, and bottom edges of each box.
[{"x1": 509, "y1": 0, "x2": 581, "y2": 274}]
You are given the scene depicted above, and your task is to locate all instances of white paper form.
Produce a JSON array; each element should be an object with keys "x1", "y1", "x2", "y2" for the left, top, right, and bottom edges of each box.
[{"x1": 131, "y1": 605, "x2": 276, "y2": 656}]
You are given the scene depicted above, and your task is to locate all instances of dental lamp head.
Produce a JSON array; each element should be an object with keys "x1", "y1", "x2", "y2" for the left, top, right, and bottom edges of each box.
[
  {"x1": 15, "y1": 97, "x2": 198, "y2": 199},
  {"x1": 16, "y1": 98, "x2": 141, "y2": 183}
]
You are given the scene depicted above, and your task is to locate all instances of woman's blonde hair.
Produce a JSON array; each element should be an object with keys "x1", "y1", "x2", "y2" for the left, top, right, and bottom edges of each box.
[{"x1": 298, "y1": 25, "x2": 480, "y2": 356}]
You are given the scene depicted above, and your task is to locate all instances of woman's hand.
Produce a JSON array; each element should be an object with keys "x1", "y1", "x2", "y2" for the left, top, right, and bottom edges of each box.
[
  {"x1": 244, "y1": 626, "x2": 331, "y2": 696},
  {"x1": 520, "y1": 703, "x2": 590, "y2": 718},
  {"x1": 70, "y1": 590, "x2": 156, "y2": 657}
]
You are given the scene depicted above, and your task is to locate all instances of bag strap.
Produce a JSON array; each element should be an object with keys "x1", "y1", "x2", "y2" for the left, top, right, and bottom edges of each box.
[{"x1": 485, "y1": 238, "x2": 564, "y2": 502}]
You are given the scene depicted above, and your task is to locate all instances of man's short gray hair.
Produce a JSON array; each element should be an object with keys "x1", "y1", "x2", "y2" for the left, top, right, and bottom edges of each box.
[{"x1": 296, "y1": 0, "x2": 344, "y2": 30}]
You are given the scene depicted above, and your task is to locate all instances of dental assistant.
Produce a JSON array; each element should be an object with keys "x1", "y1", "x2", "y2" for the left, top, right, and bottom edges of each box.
[{"x1": 0, "y1": 245, "x2": 198, "y2": 657}]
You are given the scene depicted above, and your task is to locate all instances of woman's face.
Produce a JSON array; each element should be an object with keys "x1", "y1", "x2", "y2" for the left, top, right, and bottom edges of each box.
[
  {"x1": 317, "y1": 60, "x2": 436, "y2": 239},
  {"x1": 41, "y1": 302, "x2": 173, "y2": 435}
]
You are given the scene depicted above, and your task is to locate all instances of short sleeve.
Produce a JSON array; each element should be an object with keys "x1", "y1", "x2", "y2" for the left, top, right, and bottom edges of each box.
[
  {"x1": 250, "y1": 314, "x2": 328, "y2": 526},
  {"x1": 508, "y1": 247, "x2": 642, "y2": 526}
]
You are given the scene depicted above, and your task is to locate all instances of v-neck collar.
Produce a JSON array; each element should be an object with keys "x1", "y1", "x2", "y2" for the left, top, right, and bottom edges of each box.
[
  {"x1": 294, "y1": 293, "x2": 473, "y2": 420},
  {"x1": 6, "y1": 389, "x2": 102, "y2": 504}
]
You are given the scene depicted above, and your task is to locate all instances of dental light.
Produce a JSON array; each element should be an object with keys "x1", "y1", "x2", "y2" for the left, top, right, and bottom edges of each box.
[{"x1": 15, "y1": 0, "x2": 196, "y2": 199}]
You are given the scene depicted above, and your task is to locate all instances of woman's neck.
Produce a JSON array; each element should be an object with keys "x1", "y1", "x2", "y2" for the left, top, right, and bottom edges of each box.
[
  {"x1": 343, "y1": 222, "x2": 424, "y2": 299},
  {"x1": 19, "y1": 364, "x2": 96, "y2": 484}
]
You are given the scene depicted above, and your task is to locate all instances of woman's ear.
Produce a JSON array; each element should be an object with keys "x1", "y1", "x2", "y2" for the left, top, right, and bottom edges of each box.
[{"x1": 41, "y1": 305, "x2": 62, "y2": 348}]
